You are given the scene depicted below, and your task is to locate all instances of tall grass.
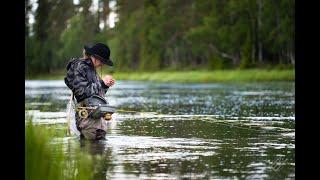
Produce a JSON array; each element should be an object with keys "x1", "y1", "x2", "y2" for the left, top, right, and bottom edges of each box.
[
  {"x1": 25, "y1": 119, "x2": 95, "y2": 180},
  {"x1": 113, "y1": 69, "x2": 295, "y2": 82},
  {"x1": 26, "y1": 69, "x2": 294, "y2": 82}
]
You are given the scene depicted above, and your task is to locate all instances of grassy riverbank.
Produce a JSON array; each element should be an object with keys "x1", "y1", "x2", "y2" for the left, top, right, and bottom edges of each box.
[{"x1": 26, "y1": 69, "x2": 294, "y2": 82}]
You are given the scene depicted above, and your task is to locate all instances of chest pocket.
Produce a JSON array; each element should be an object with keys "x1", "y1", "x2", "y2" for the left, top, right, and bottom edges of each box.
[{"x1": 86, "y1": 68, "x2": 96, "y2": 83}]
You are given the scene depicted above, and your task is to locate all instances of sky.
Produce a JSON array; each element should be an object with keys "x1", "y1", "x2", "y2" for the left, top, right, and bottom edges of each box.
[{"x1": 28, "y1": 0, "x2": 117, "y2": 29}]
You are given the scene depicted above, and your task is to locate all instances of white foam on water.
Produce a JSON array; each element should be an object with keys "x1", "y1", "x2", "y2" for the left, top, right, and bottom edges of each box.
[
  {"x1": 281, "y1": 132, "x2": 295, "y2": 138},
  {"x1": 251, "y1": 142, "x2": 295, "y2": 149},
  {"x1": 232, "y1": 90, "x2": 294, "y2": 96}
]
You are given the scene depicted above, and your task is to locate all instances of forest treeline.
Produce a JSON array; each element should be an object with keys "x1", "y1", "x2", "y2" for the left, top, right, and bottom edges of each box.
[{"x1": 26, "y1": 0, "x2": 294, "y2": 75}]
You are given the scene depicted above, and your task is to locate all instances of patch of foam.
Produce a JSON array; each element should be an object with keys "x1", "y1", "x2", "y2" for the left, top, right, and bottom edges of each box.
[{"x1": 281, "y1": 132, "x2": 295, "y2": 138}]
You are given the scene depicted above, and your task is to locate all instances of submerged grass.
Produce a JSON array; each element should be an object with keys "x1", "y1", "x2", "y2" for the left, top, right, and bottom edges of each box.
[
  {"x1": 26, "y1": 68, "x2": 294, "y2": 82},
  {"x1": 25, "y1": 118, "x2": 95, "y2": 180}
]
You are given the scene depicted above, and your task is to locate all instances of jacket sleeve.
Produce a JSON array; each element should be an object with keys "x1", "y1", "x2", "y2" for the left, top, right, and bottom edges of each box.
[
  {"x1": 73, "y1": 64, "x2": 103, "y2": 99},
  {"x1": 99, "y1": 78, "x2": 109, "y2": 94}
]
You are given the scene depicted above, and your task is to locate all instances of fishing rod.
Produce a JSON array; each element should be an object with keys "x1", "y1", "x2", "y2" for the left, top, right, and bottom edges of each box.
[
  {"x1": 202, "y1": 119, "x2": 263, "y2": 132},
  {"x1": 116, "y1": 109, "x2": 158, "y2": 113},
  {"x1": 70, "y1": 64, "x2": 266, "y2": 134},
  {"x1": 201, "y1": 118, "x2": 291, "y2": 133}
]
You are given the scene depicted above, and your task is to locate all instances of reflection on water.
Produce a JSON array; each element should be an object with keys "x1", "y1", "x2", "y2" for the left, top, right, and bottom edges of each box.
[{"x1": 25, "y1": 80, "x2": 295, "y2": 179}]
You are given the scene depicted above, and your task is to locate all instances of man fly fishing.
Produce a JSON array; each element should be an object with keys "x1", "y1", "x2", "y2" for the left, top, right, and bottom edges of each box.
[{"x1": 64, "y1": 43, "x2": 115, "y2": 140}]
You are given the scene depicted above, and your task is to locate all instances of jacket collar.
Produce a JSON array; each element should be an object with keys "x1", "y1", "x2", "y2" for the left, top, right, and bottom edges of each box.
[{"x1": 83, "y1": 58, "x2": 94, "y2": 68}]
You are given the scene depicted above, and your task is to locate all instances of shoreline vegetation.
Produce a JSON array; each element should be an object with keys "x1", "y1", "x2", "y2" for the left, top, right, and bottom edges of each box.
[
  {"x1": 26, "y1": 119, "x2": 95, "y2": 180},
  {"x1": 26, "y1": 69, "x2": 294, "y2": 82},
  {"x1": 26, "y1": 1, "x2": 294, "y2": 76}
]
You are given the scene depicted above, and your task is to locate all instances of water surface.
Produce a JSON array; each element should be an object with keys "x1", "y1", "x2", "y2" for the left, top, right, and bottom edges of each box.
[{"x1": 25, "y1": 80, "x2": 295, "y2": 179}]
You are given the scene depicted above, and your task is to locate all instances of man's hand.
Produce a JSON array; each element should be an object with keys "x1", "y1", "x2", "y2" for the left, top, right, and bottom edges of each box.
[{"x1": 103, "y1": 75, "x2": 115, "y2": 87}]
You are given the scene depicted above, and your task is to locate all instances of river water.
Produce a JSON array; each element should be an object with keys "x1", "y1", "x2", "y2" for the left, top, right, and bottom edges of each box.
[{"x1": 25, "y1": 80, "x2": 295, "y2": 179}]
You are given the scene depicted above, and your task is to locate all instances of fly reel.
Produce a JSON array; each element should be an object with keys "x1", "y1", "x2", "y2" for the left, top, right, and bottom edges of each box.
[
  {"x1": 76, "y1": 95, "x2": 116, "y2": 120},
  {"x1": 76, "y1": 107, "x2": 95, "y2": 119},
  {"x1": 78, "y1": 108, "x2": 89, "y2": 118}
]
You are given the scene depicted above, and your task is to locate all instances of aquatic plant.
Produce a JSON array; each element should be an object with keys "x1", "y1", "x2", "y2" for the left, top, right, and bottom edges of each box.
[{"x1": 25, "y1": 118, "x2": 94, "y2": 180}]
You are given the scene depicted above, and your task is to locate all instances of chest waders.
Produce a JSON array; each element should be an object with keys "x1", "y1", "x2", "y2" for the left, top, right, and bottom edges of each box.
[{"x1": 74, "y1": 95, "x2": 116, "y2": 140}]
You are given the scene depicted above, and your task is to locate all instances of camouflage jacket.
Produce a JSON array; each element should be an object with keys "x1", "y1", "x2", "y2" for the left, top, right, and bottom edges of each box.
[{"x1": 64, "y1": 58, "x2": 109, "y2": 103}]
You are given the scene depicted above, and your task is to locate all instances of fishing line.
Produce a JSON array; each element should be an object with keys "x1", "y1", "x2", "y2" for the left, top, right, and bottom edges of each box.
[
  {"x1": 100, "y1": 66, "x2": 102, "y2": 78},
  {"x1": 116, "y1": 109, "x2": 144, "y2": 113},
  {"x1": 66, "y1": 92, "x2": 73, "y2": 136}
]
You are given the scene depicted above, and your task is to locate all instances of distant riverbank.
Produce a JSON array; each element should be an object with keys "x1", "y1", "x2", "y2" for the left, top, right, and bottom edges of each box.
[{"x1": 26, "y1": 69, "x2": 294, "y2": 82}]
